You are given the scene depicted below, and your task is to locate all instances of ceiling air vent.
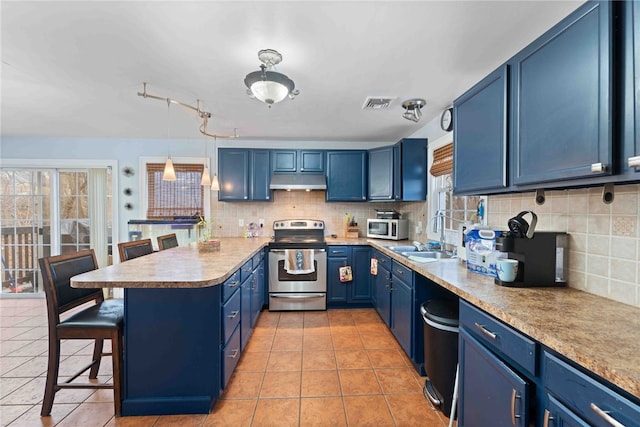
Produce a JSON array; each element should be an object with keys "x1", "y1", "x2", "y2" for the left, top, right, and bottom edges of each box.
[{"x1": 362, "y1": 96, "x2": 396, "y2": 110}]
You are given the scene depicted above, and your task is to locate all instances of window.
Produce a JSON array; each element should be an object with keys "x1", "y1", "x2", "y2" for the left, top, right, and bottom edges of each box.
[
  {"x1": 427, "y1": 134, "x2": 486, "y2": 246},
  {"x1": 146, "y1": 163, "x2": 204, "y2": 219}
]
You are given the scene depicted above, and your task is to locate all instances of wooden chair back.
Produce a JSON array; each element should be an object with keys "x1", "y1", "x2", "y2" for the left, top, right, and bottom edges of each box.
[
  {"x1": 118, "y1": 239, "x2": 153, "y2": 262},
  {"x1": 157, "y1": 233, "x2": 179, "y2": 251}
]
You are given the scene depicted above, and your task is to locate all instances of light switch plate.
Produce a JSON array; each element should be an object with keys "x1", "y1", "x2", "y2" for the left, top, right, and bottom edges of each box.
[{"x1": 238, "y1": 219, "x2": 244, "y2": 227}]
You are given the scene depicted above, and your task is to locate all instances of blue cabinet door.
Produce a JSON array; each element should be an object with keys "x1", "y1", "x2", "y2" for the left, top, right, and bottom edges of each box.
[
  {"x1": 251, "y1": 260, "x2": 264, "y2": 328},
  {"x1": 374, "y1": 263, "x2": 391, "y2": 327},
  {"x1": 350, "y1": 247, "x2": 371, "y2": 302},
  {"x1": 399, "y1": 139, "x2": 428, "y2": 201},
  {"x1": 327, "y1": 256, "x2": 349, "y2": 304},
  {"x1": 299, "y1": 150, "x2": 325, "y2": 173},
  {"x1": 622, "y1": 0, "x2": 640, "y2": 180},
  {"x1": 368, "y1": 146, "x2": 394, "y2": 200},
  {"x1": 272, "y1": 150, "x2": 297, "y2": 172},
  {"x1": 510, "y1": 1, "x2": 612, "y2": 186},
  {"x1": 453, "y1": 65, "x2": 508, "y2": 194},
  {"x1": 218, "y1": 149, "x2": 250, "y2": 201},
  {"x1": 326, "y1": 151, "x2": 367, "y2": 201},
  {"x1": 458, "y1": 328, "x2": 530, "y2": 427},
  {"x1": 390, "y1": 274, "x2": 412, "y2": 356},
  {"x1": 251, "y1": 150, "x2": 271, "y2": 201},
  {"x1": 240, "y1": 274, "x2": 252, "y2": 351}
]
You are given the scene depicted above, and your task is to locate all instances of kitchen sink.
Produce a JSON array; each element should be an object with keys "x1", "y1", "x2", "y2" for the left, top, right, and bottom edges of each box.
[
  {"x1": 386, "y1": 245, "x2": 418, "y2": 253},
  {"x1": 401, "y1": 251, "x2": 452, "y2": 260}
]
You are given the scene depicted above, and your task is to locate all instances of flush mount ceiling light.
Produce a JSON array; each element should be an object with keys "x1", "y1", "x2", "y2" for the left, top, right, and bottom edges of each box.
[
  {"x1": 245, "y1": 49, "x2": 299, "y2": 107},
  {"x1": 402, "y1": 98, "x2": 426, "y2": 123}
]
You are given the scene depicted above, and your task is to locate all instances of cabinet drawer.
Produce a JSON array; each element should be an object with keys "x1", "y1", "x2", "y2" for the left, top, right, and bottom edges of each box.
[
  {"x1": 222, "y1": 270, "x2": 241, "y2": 303},
  {"x1": 252, "y1": 251, "x2": 264, "y2": 269},
  {"x1": 328, "y1": 246, "x2": 348, "y2": 257},
  {"x1": 375, "y1": 251, "x2": 391, "y2": 270},
  {"x1": 222, "y1": 324, "x2": 241, "y2": 389},
  {"x1": 222, "y1": 287, "x2": 241, "y2": 344},
  {"x1": 240, "y1": 258, "x2": 253, "y2": 283},
  {"x1": 460, "y1": 300, "x2": 537, "y2": 376},
  {"x1": 543, "y1": 352, "x2": 640, "y2": 427},
  {"x1": 391, "y1": 261, "x2": 412, "y2": 284}
]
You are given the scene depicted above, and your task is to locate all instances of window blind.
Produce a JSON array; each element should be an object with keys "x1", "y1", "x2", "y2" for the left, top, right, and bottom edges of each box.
[
  {"x1": 147, "y1": 163, "x2": 204, "y2": 219},
  {"x1": 430, "y1": 142, "x2": 454, "y2": 177}
]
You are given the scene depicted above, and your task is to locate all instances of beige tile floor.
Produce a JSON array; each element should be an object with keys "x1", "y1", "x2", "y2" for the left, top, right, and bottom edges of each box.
[{"x1": 0, "y1": 297, "x2": 452, "y2": 426}]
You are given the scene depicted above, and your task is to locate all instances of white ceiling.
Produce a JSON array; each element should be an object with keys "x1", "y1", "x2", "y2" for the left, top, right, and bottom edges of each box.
[{"x1": 1, "y1": 1, "x2": 583, "y2": 143}]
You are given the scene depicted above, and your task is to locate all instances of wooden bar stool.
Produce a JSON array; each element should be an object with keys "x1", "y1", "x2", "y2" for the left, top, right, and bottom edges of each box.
[
  {"x1": 117, "y1": 238, "x2": 153, "y2": 262},
  {"x1": 157, "y1": 233, "x2": 179, "y2": 251},
  {"x1": 38, "y1": 249, "x2": 124, "y2": 416}
]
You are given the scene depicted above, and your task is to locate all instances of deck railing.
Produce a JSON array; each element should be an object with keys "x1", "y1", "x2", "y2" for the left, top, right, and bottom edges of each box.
[{"x1": 1, "y1": 226, "x2": 40, "y2": 292}]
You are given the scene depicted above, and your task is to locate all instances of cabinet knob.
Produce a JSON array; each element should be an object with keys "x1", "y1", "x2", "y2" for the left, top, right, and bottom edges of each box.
[
  {"x1": 591, "y1": 163, "x2": 607, "y2": 173},
  {"x1": 628, "y1": 155, "x2": 640, "y2": 168}
]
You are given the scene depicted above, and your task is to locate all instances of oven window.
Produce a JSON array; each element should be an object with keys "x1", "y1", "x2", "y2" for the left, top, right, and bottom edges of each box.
[
  {"x1": 369, "y1": 222, "x2": 389, "y2": 236},
  {"x1": 277, "y1": 260, "x2": 318, "y2": 281}
]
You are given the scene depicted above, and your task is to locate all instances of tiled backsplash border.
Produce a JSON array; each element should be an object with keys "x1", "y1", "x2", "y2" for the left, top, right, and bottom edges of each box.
[{"x1": 209, "y1": 184, "x2": 640, "y2": 308}]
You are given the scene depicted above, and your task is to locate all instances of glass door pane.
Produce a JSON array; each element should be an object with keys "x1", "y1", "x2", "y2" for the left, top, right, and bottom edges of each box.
[{"x1": 59, "y1": 171, "x2": 90, "y2": 255}]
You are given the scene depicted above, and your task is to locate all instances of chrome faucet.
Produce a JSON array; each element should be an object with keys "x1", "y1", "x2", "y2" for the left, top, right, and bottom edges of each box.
[{"x1": 429, "y1": 210, "x2": 467, "y2": 253}]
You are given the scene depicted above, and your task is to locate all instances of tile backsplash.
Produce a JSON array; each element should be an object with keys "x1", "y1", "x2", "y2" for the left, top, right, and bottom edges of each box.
[
  {"x1": 209, "y1": 184, "x2": 640, "y2": 308},
  {"x1": 486, "y1": 184, "x2": 640, "y2": 308}
]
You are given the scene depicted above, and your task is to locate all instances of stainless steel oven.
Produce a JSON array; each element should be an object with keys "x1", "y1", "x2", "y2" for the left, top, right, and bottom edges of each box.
[{"x1": 268, "y1": 219, "x2": 327, "y2": 311}]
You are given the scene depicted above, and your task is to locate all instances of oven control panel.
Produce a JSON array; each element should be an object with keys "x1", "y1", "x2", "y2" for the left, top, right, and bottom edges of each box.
[{"x1": 273, "y1": 220, "x2": 325, "y2": 230}]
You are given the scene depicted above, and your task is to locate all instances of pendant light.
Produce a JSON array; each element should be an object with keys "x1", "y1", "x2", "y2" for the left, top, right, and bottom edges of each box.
[
  {"x1": 200, "y1": 135, "x2": 211, "y2": 186},
  {"x1": 210, "y1": 136, "x2": 220, "y2": 191},
  {"x1": 162, "y1": 99, "x2": 177, "y2": 181}
]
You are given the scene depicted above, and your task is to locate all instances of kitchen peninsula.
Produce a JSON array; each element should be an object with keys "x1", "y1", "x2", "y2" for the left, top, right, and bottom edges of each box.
[{"x1": 71, "y1": 238, "x2": 640, "y2": 420}]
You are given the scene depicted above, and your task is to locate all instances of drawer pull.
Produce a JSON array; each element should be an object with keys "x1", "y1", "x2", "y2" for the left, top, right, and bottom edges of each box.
[
  {"x1": 228, "y1": 281, "x2": 239, "y2": 288},
  {"x1": 474, "y1": 322, "x2": 497, "y2": 340},
  {"x1": 227, "y1": 310, "x2": 239, "y2": 319},
  {"x1": 332, "y1": 251, "x2": 345, "y2": 254},
  {"x1": 395, "y1": 269, "x2": 404, "y2": 275},
  {"x1": 228, "y1": 349, "x2": 239, "y2": 359},
  {"x1": 628, "y1": 155, "x2": 640, "y2": 168},
  {"x1": 590, "y1": 403, "x2": 626, "y2": 427},
  {"x1": 591, "y1": 162, "x2": 607, "y2": 173},
  {"x1": 510, "y1": 389, "x2": 521, "y2": 425},
  {"x1": 543, "y1": 409, "x2": 554, "y2": 427}
]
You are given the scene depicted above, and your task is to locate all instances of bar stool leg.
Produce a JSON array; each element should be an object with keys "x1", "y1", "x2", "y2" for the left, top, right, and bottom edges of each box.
[
  {"x1": 41, "y1": 337, "x2": 61, "y2": 416},
  {"x1": 89, "y1": 338, "x2": 104, "y2": 379}
]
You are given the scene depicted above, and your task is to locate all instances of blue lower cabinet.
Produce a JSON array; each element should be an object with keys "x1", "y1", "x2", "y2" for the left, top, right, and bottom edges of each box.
[
  {"x1": 327, "y1": 246, "x2": 371, "y2": 307},
  {"x1": 240, "y1": 273, "x2": 253, "y2": 351},
  {"x1": 458, "y1": 328, "x2": 530, "y2": 427},
  {"x1": 222, "y1": 325, "x2": 241, "y2": 389},
  {"x1": 543, "y1": 394, "x2": 590, "y2": 427},
  {"x1": 251, "y1": 258, "x2": 265, "y2": 327},
  {"x1": 374, "y1": 263, "x2": 391, "y2": 327}
]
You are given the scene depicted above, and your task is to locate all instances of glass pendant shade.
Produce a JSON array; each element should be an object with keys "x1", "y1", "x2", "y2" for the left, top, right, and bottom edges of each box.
[
  {"x1": 200, "y1": 166, "x2": 211, "y2": 186},
  {"x1": 163, "y1": 157, "x2": 177, "y2": 181},
  {"x1": 210, "y1": 174, "x2": 220, "y2": 191},
  {"x1": 245, "y1": 69, "x2": 295, "y2": 105}
]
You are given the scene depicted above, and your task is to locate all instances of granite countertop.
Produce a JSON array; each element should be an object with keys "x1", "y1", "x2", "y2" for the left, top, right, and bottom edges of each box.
[
  {"x1": 72, "y1": 236, "x2": 640, "y2": 399},
  {"x1": 72, "y1": 237, "x2": 271, "y2": 289},
  {"x1": 368, "y1": 240, "x2": 640, "y2": 401}
]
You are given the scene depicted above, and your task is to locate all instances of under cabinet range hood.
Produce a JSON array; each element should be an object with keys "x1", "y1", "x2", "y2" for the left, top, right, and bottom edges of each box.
[{"x1": 269, "y1": 174, "x2": 327, "y2": 191}]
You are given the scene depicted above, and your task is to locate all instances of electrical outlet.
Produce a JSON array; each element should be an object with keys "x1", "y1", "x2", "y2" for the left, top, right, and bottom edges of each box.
[
  {"x1": 259, "y1": 219, "x2": 265, "y2": 228},
  {"x1": 238, "y1": 219, "x2": 244, "y2": 227}
]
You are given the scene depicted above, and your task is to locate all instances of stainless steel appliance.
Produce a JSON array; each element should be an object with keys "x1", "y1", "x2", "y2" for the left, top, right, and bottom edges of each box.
[
  {"x1": 367, "y1": 218, "x2": 408, "y2": 240},
  {"x1": 268, "y1": 219, "x2": 327, "y2": 311}
]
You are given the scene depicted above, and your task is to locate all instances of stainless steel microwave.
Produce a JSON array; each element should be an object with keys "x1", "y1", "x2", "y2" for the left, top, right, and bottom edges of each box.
[{"x1": 366, "y1": 219, "x2": 408, "y2": 240}]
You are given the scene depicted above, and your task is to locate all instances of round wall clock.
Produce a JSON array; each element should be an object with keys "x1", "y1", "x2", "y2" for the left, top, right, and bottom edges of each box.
[{"x1": 440, "y1": 107, "x2": 453, "y2": 132}]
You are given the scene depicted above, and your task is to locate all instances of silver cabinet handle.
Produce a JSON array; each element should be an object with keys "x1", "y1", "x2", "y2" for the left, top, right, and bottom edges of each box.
[
  {"x1": 227, "y1": 310, "x2": 239, "y2": 319},
  {"x1": 228, "y1": 280, "x2": 239, "y2": 288},
  {"x1": 270, "y1": 293, "x2": 325, "y2": 299},
  {"x1": 590, "y1": 403, "x2": 626, "y2": 427},
  {"x1": 474, "y1": 322, "x2": 497, "y2": 340},
  {"x1": 228, "y1": 349, "x2": 239, "y2": 359},
  {"x1": 510, "y1": 389, "x2": 521, "y2": 425},
  {"x1": 362, "y1": 196, "x2": 366, "y2": 200},
  {"x1": 266, "y1": 195, "x2": 270, "y2": 199},
  {"x1": 243, "y1": 196, "x2": 248, "y2": 199},
  {"x1": 395, "y1": 269, "x2": 404, "y2": 275},
  {"x1": 591, "y1": 163, "x2": 607, "y2": 173},
  {"x1": 543, "y1": 409, "x2": 553, "y2": 427},
  {"x1": 628, "y1": 155, "x2": 640, "y2": 168}
]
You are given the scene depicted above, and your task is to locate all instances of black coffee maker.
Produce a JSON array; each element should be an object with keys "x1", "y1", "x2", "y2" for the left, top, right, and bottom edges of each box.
[{"x1": 495, "y1": 211, "x2": 568, "y2": 287}]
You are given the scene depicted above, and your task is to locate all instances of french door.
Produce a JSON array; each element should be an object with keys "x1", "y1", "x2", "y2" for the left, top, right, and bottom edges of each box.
[{"x1": 0, "y1": 168, "x2": 112, "y2": 296}]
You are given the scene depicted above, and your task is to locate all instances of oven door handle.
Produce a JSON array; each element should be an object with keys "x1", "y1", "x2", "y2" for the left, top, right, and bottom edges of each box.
[
  {"x1": 269, "y1": 249, "x2": 326, "y2": 253},
  {"x1": 270, "y1": 293, "x2": 325, "y2": 299}
]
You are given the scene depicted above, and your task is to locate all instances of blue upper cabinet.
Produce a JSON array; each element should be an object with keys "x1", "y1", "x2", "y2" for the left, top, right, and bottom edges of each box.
[
  {"x1": 621, "y1": 0, "x2": 640, "y2": 181},
  {"x1": 219, "y1": 148, "x2": 272, "y2": 201},
  {"x1": 368, "y1": 139, "x2": 427, "y2": 201},
  {"x1": 272, "y1": 150, "x2": 324, "y2": 174},
  {"x1": 251, "y1": 150, "x2": 271, "y2": 201},
  {"x1": 326, "y1": 150, "x2": 367, "y2": 202},
  {"x1": 218, "y1": 149, "x2": 250, "y2": 201},
  {"x1": 453, "y1": 65, "x2": 508, "y2": 195},
  {"x1": 509, "y1": 1, "x2": 613, "y2": 186},
  {"x1": 368, "y1": 146, "x2": 394, "y2": 200}
]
